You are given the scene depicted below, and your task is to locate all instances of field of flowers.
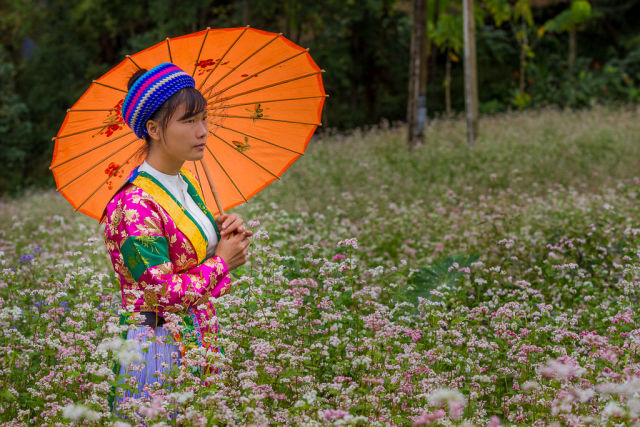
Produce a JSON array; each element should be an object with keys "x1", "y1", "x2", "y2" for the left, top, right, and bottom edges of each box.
[{"x1": 1, "y1": 106, "x2": 640, "y2": 425}]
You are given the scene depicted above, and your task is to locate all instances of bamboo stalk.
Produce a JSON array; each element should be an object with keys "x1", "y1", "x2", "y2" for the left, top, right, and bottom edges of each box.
[
  {"x1": 221, "y1": 94, "x2": 328, "y2": 109},
  {"x1": 213, "y1": 124, "x2": 303, "y2": 155},
  {"x1": 192, "y1": 28, "x2": 211, "y2": 77},
  {"x1": 126, "y1": 55, "x2": 142, "y2": 70},
  {"x1": 50, "y1": 131, "x2": 134, "y2": 170},
  {"x1": 208, "y1": 114, "x2": 320, "y2": 126},
  {"x1": 208, "y1": 71, "x2": 324, "y2": 104},
  {"x1": 166, "y1": 38, "x2": 173, "y2": 63},
  {"x1": 92, "y1": 81, "x2": 127, "y2": 93},
  {"x1": 205, "y1": 50, "x2": 311, "y2": 100},
  {"x1": 199, "y1": 160, "x2": 225, "y2": 215},
  {"x1": 208, "y1": 130, "x2": 280, "y2": 179},
  {"x1": 200, "y1": 32, "x2": 282, "y2": 98},
  {"x1": 197, "y1": 26, "x2": 250, "y2": 92}
]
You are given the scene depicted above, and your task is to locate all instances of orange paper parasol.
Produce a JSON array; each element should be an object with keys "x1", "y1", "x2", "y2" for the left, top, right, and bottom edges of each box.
[{"x1": 50, "y1": 27, "x2": 326, "y2": 221}]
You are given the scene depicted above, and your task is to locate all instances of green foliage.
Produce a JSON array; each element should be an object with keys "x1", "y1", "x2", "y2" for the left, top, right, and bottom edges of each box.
[
  {"x1": 512, "y1": 90, "x2": 531, "y2": 108},
  {"x1": 409, "y1": 254, "x2": 479, "y2": 303},
  {"x1": 429, "y1": 13, "x2": 463, "y2": 55},
  {"x1": 527, "y1": 49, "x2": 640, "y2": 107},
  {"x1": 541, "y1": 0, "x2": 592, "y2": 34},
  {"x1": 0, "y1": 47, "x2": 32, "y2": 195},
  {"x1": 513, "y1": 0, "x2": 533, "y2": 26},
  {"x1": 483, "y1": 0, "x2": 512, "y2": 26},
  {"x1": 0, "y1": 0, "x2": 639, "y2": 194}
]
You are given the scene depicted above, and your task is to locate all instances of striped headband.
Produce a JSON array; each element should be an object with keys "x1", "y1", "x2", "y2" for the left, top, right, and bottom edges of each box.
[{"x1": 122, "y1": 63, "x2": 196, "y2": 139}]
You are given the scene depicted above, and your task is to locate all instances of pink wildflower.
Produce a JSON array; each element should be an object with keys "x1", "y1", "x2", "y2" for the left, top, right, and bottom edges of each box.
[
  {"x1": 413, "y1": 409, "x2": 445, "y2": 426},
  {"x1": 322, "y1": 409, "x2": 349, "y2": 421}
]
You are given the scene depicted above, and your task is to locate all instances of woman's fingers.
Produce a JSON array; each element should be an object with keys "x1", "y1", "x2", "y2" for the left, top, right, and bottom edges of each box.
[{"x1": 220, "y1": 214, "x2": 244, "y2": 236}]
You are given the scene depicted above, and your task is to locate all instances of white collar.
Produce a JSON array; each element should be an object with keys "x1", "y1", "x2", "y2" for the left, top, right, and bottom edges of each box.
[{"x1": 140, "y1": 161, "x2": 182, "y2": 182}]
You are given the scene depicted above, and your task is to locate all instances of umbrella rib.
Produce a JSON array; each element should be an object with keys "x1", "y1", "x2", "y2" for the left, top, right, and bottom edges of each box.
[
  {"x1": 208, "y1": 131, "x2": 280, "y2": 180},
  {"x1": 53, "y1": 122, "x2": 127, "y2": 140},
  {"x1": 50, "y1": 131, "x2": 134, "y2": 170},
  {"x1": 126, "y1": 55, "x2": 142, "y2": 70},
  {"x1": 166, "y1": 38, "x2": 173, "y2": 63},
  {"x1": 222, "y1": 95, "x2": 328, "y2": 108},
  {"x1": 213, "y1": 124, "x2": 303, "y2": 155},
  {"x1": 200, "y1": 32, "x2": 282, "y2": 98},
  {"x1": 203, "y1": 144, "x2": 248, "y2": 203},
  {"x1": 56, "y1": 137, "x2": 139, "y2": 192},
  {"x1": 92, "y1": 81, "x2": 127, "y2": 93},
  {"x1": 68, "y1": 108, "x2": 118, "y2": 112},
  {"x1": 208, "y1": 71, "x2": 323, "y2": 104},
  {"x1": 191, "y1": 27, "x2": 211, "y2": 78},
  {"x1": 209, "y1": 114, "x2": 320, "y2": 126},
  {"x1": 204, "y1": 49, "x2": 309, "y2": 99},
  {"x1": 75, "y1": 149, "x2": 140, "y2": 213},
  {"x1": 197, "y1": 26, "x2": 250, "y2": 92}
]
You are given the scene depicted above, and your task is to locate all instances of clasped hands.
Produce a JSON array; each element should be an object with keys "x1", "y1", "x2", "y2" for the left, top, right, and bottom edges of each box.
[{"x1": 213, "y1": 213, "x2": 252, "y2": 271}]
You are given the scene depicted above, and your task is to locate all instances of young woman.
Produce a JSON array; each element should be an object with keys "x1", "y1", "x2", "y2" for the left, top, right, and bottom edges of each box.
[{"x1": 102, "y1": 63, "x2": 251, "y2": 409}]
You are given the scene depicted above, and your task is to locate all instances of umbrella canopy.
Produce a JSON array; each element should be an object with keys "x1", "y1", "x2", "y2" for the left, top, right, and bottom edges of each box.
[{"x1": 51, "y1": 26, "x2": 326, "y2": 221}]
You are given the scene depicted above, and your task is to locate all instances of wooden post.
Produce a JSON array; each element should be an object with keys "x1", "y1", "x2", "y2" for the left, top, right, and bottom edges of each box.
[
  {"x1": 407, "y1": 0, "x2": 428, "y2": 149},
  {"x1": 242, "y1": 0, "x2": 250, "y2": 26},
  {"x1": 462, "y1": 0, "x2": 479, "y2": 146}
]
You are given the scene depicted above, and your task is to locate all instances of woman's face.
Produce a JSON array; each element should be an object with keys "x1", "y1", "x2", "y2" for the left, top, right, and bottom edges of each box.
[{"x1": 155, "y1": 103, "x2": 208, "y2": 162}]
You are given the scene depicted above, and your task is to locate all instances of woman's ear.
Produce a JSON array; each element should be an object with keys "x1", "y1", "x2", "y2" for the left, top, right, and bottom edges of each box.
[{"x1": 146, "y1": 120, "x2": 161, "y2": 140}]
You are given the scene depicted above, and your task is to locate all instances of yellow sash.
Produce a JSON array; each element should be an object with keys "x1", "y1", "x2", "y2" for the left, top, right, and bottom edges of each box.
[{"x1": 132, "y1": 170, "x2": 209, "y2": 264}]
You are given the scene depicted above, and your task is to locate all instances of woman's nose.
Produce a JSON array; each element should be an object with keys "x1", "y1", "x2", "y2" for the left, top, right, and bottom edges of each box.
[{"x1": 196, "y1": 120, "x2": 208, "y2": 138}]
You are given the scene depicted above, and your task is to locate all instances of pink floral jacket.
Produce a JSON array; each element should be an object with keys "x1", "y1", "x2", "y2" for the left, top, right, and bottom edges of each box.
[{"x1": 102, "y1": 166, "x2": 231, "y2": 361}]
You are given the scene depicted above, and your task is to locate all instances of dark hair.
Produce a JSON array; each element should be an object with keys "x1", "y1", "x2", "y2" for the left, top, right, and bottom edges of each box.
[{"x1": 127, "y1": 68, "x2": 207, "y2": 156}]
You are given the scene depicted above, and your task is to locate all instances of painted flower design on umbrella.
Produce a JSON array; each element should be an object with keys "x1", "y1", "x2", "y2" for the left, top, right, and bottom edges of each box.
[
  {"x1": 105, "y1": 162, "x2": 125, "y2": 190},
  {"x1": 95, "y1": 99, "x2": 125, "y2": 138},
  {"x1": 196, "y1": 58, "x2": 230, "y2": 76}
]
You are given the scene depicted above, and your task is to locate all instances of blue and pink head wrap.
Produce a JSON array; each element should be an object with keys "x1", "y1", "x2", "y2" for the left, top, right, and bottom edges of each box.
[{"x1": 122, "y1": 63, "x2": 196, "y2": 139}]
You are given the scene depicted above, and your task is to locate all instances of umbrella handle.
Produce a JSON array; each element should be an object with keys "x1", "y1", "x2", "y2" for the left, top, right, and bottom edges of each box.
[{"x1": 199, "y1": 160, "x2": 225, "y2": 216}]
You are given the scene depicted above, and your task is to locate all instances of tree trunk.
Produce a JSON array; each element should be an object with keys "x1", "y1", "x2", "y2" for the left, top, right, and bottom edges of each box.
[
  {"x1": 519, "y1": 23, "x2": 528, "y2": 93},
  {"x1": 445, "y1": 48, "x2": 452, "y2": 116},
  {"x1": 428, "y1": 0, "x2": 441, "y2": 95},
  {"x1": 407, "y1": 0, "x2": 428, "y2": 149},
  {"x1": 462, "y1": 0, "x2": 478, "y2": 145},
  {"x1": 242, "y1": 0, "x2": 249, "y2": 26},
  {"x1": 568, "y1": 25, "x2": 576, "y2": 70}
]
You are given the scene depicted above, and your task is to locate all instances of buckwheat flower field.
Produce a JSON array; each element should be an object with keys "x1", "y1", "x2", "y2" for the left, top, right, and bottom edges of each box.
[{"x1": 2, "y1": 106, "x2": 640, "y2": 425}]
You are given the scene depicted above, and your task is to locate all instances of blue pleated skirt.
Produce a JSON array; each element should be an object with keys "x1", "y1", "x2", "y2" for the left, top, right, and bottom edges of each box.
[{"x1": 114, "y1": 325, "x2": 181, "y2": 405}]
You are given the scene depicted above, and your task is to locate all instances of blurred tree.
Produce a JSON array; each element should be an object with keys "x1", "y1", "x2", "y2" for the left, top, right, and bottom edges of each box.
[
  {"x1": 429, "y1": 4, "x2": 463, "y2": 115},
  {"x1": 0, "y1": 46, "x2": 32, "y2": 194},
  {"x1": 407, "y1": 0, "x2": 428, "y2": 148},
  {"x1": 0, "y1": 0, "x2": 638, "y2": 192},
  {"x1": 540, "y1": 0, "x2": 592, "y2": 69},
  {"x1": 462, "y1": 0, "x2": 478, "y2": 145},
  {"x1": 483, "y1": 0, "x2": 537, "y2": 107}
]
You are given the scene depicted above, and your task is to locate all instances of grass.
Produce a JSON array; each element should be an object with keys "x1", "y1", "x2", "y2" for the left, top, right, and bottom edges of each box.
[{"x1": 1, "y1": 105, "x2": 640, "y2": 425}]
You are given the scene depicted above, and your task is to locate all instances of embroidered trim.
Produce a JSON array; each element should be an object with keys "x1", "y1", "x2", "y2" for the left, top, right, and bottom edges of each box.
[
  {"x1": 190, "y1": 309, "x2": 204, "y2": 348},
  {"x1": 179, "y1": 167, "x2": 222, "y2": 242},
  {"x1": 132, "y1": 172, "x2": 208, "y2": 264}
]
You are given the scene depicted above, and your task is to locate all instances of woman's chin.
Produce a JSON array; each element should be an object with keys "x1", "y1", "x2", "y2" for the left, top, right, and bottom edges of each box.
[{"x1": 187, "y1": 151, "x2": 206, "y2": 161}]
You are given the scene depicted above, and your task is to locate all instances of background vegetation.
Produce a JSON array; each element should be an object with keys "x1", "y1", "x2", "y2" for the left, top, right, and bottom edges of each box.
[{"x1": 0, "y1": 0, "x2": 638, "y2": 194}]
